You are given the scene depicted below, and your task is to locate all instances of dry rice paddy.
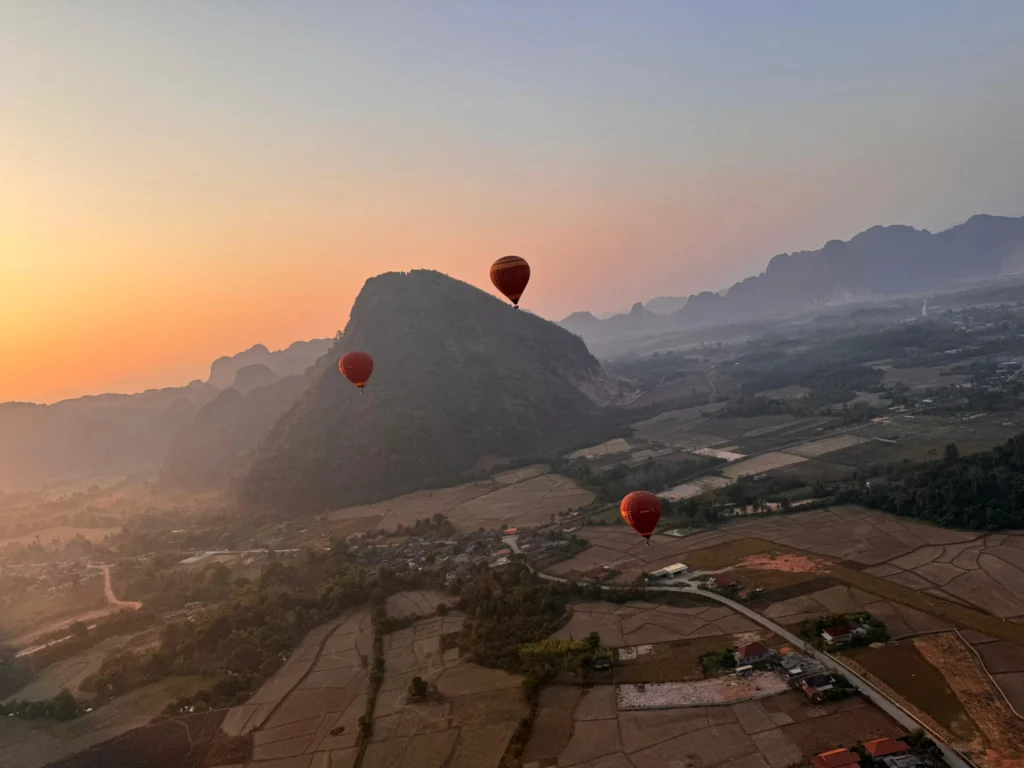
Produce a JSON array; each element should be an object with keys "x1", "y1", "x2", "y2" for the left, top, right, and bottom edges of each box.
[
  {"x1": 363, "y1": 609, "x2": 525, "y2": 768},
  {"x1": 219, "y1": 609, "x2": 374, "y2": 767},
  {"x1": 0, "y1": 676, "x2": 211, "y2": 768},
  {"x1": 549, "y1": 506, "x2": 1024, "y2": 724},
  {"x1": 721, "y1": 452, "x2": 808, "y2": 480},
  {"x1": 570, "y1": 439, "x2": 633, "y2": 460},
  {"x1": 521, "y1": 687, "x2": 904, "y2": 768},
  {"x1": 325, "y1": 466, "x2": 593, "y2": 534},
  {"x1": 550, "y1": 600, "x2": 759, "y2": 649}
]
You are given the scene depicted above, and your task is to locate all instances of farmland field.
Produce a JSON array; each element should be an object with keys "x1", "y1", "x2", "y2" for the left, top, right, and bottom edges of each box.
[
  {"x1": 569, "y1": 438, "x2": 632, "y2": 459},
  {"x1": 550, "y1": 600, "x2": 759, "y2": 650},
  {"x1": 363, "y1": 608, "x2": 524, "y2": 768},
  {"x1": 880, "y1": 364, "x2": 969, "y2": 389},
  {"x1": 385, "y1": 590, "x2": 456, "y2": 620},
  {"x1": 218, "y1": 609, "x2": 374, "y2": 768},
  {"x1": 2, "y1": 634, "x2": 134, "y2": 703},
  {"x1": 549, "y1": 506, "x2": 1024, "y2": 716},
  {"x1": 521, "y1": 687, "x2": 905, "y2": 768},
  {"x1": 0, "y1": 676, "x2": 212, "y2": 768},
  {"x1": 844, "y1": 641, "x2": 976, "y2": 741},
  {"x1": 722, "y1": 451, "x2": 808, "y2": 479},
  {"x1": 321, "y1": 465, "x2": 593, "y2": 535}
]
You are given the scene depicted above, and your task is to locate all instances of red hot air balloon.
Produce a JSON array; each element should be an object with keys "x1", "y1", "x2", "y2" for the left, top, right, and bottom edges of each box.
[
  {"x1": 339, "y1": 351, "x2": 374, "y2": 391},
  {"x1": 490, "y1": 255, "x2": 531, "y2": 307},
  {"x1": 620, "y1": 491, "x2": 662, "y2": 545}
]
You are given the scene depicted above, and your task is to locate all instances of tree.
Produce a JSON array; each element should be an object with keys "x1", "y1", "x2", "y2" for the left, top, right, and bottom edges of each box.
[
  {"x1": 408, "y1": 676, "x2": 428, "y2": 699},
  {"x1": 944, "y1": 442, "x2": 960, "y2": 464},
  {"x1": 436, "y1": 603, "x2": 449, "y2": 617},
  {"x1": 584, "y1": 632, "x2": 601, "y2": 651},
  {"x1": 50, "y1": 689, "x2": 80, "y2": 721}
]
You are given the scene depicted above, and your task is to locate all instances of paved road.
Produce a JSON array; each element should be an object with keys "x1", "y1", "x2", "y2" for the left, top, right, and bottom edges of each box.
[
  {"x1": 661, "y1": 585, "x2": 974, "y2": 768},
  {"x1": 522, "y1": 555, "x2": 974, "y2": 768}
]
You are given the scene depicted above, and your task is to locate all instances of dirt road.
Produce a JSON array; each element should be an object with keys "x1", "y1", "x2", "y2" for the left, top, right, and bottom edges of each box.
[
  {"x1": 97, "y1": 564, "x2": 142, "y2": 610},
  {"x1": 12, "y1": 565, "x2": 141, "y2": 657}
]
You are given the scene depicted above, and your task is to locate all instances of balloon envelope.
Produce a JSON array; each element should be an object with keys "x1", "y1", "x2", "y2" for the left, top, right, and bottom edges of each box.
[
  {"x1": 490, "y1": 255, "x2": 531, "y2": 306},
  {"x1": 339, "y1": 351, "x2": 374, "y2": 389},
  {"x1": 620, "y1": 491, "x2": 662, "y2": 539}
]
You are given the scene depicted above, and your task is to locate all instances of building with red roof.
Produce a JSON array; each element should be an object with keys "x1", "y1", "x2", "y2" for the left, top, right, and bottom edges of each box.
[
  {"x1": 864, "y1": 738, "x2": 910, "y2": 758},
  {"x1": 821, "y1": 621, "x2": 868, "y2": 646},
  {"x1": 866, "y1": 737, "x2": 923, "y2": 767},
  {"x1": 735, "y1": 642, "x2": 774, "y2": 665}
]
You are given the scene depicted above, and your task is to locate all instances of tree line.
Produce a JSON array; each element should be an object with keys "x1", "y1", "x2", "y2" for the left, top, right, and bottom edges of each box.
[{"x1": 844, "y1": 436, "x2": 1024, "y2": 530}]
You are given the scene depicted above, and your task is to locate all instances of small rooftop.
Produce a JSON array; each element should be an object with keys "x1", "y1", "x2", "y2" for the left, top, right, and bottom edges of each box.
[
  {"x1": 737, "y1": 642, "x2": 769, "y2": 658},
  {"x1": 822, "y1": 622, "x2": 858, "y2": 638},
  {"x1": 864, "y1": 737, "x2": 911, "y2": 758}
]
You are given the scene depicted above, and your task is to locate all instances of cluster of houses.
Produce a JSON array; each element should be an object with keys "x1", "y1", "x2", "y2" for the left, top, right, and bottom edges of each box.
[
  {"x1": 733, "y1": 642, "x2": 849, "y2": 704},
  {"x1": 344, "y1": 528, "x2": 509, "y2": 578},
  {"x1": 812, "y1": 738, "x2": 925, "y2": 768}
]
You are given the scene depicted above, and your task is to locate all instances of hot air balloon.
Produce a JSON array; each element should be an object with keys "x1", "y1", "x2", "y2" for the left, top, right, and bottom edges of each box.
[
  {"x1": 339, "y1": 351, "x2": 374, "y2": 391},
  {"x1": 490, "y1": 255, "x2": 530, "y2": 307},
  {"x1": 620, "y1": 491, "x2": 662, "y2": 545}
]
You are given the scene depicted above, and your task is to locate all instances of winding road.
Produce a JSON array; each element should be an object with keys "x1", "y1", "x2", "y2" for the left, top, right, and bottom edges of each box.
[
  {"x1": 96, "y1": 564, "x2": 142, "y2": 611},
  {"x1": 504, "y1": 535, "x2": 975, "y2": 768},
  {"x1": 12, "y1": 565, "x2": 141, "y2": 658}
]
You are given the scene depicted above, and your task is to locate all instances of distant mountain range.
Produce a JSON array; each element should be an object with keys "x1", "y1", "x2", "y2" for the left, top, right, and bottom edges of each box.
[
  {"x1": 561, "y1": 214, "x2": 1024, "y2": 345},
  {"x1": 0, "y1": 340, "x2": 330, "y2": 492},
  {"x1": 207, "y1": 339, "x2": 332, "y2": 388},
  {"x1": 238, "y1": 270, "x2": 620, "y2": 512}
]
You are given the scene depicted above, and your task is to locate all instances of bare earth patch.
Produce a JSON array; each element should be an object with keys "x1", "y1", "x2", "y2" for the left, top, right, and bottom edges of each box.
[
  {"x1": 739, "y1": 553, "x2": 826, "y2": 574},
  {"x1": 914, "y1": 632, "x2": 1024, "y2": 767},
  {"x1": 618, "y1": 672, "x2": 790, "y2": 709}
]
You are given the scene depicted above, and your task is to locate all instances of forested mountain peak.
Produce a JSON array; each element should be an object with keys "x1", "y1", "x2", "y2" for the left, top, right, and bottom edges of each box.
[{"x1": 241, "y1": 270, "x2": 621, "y2": 512}]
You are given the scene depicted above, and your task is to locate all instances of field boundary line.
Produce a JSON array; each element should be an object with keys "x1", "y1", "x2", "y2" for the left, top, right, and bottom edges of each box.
[
  {"x1": 256, "y1": 618, "x2": 346, "y2": 733},
  {"x1": 951, "y1": 628, "x2": 1024, "y2": 721}
]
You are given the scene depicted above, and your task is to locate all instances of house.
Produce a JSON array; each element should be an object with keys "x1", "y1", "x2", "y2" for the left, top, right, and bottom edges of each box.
[
  {"x1": 711, "y1": 574, "x2": 736, "y2": 588},
  {"x1": 735, "y1": 664, "x2": 754, "y2": 677},
  {"x1": 821, "y1": 622, "x2": 868, "y2": 647},
  {"x1": 811, "y1": 748, "x2": 860, "y2": 768},
  {"x1": 799, "y1": 673, "x2": 837, "y2": 699},
  {"x1": 864, "y1": 738, "x2": 921, "y2": 768},
  {"x1": 777, "y1": 651, "x2": 822, "y2": 678},
  {"x1": 503, "y1": 527, "x2": 519, "y2": 536},
  {"x1": 735, "y1": 642, "x2": 774, "y2": 666}
]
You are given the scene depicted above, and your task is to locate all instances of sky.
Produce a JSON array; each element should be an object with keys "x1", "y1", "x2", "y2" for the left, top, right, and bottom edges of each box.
[{"x1": 3, "y1": 2, "x2": 1024, "y2": 404}]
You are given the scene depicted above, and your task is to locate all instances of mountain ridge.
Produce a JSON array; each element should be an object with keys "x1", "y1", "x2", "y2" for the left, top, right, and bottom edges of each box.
[
  {"x1": 561, "y1": 214, "x2": 1024, "y2": 344},
  {"x1": 0, "y1": 340, "x2": 329, "y2": 492}
]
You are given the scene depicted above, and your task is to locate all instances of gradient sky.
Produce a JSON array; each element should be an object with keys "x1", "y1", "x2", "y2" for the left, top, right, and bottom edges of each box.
[{"x1": 3, "y1": 2, "x2": 1024, "y2": 403}]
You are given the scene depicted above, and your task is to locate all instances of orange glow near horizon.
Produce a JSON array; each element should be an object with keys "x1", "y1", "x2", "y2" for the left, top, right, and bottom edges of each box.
[{"x1": 2, "y1": 152, "x2": 832, "y2": 404}]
